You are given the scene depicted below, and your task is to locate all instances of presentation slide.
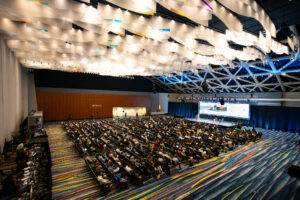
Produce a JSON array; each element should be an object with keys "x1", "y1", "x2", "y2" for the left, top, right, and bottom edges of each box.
[{"x1": 199, "y1": 101, "x2": 250, "y2": 119}]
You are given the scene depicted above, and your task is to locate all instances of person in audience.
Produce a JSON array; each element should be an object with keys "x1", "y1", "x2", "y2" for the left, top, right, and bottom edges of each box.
[
  {"x1": 94, "y1": 165, "x2": 102, "y2": 175},
  {"x1": 113, "y1": 166, "x2": 120, "y2": 173},
  {"x1": 155, "y1": 165, "x2": 163, "y2": 179},
  {"x1": 125, "y1": 165, "x2": 133, "y2": 173},
  {"x1": 97, "y1": 175, "x2": 111, "y2": 185},
  {"x1": 188, "y1": 156, "x2": 194, "y2": 166},
  {"x1": 115, "y1": 173, "x2": 122, "y2": 182},
  {"x1": 85, "y1": 156, "x2": 93, "y2": 163},
  {"x1": 63, "y1": 116, "x2": 262, "y2": 192},
  {"x1": 172, "y1": 156, "x2": 181, "y2": 169},
  {"x1": 16, "y1": 143, "x2": 24, "y2": 151}
]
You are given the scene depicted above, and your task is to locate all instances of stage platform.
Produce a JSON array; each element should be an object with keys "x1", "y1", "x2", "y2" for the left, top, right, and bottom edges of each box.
[{"x1": 186, "y1": 118, "x2": 237, "y2": 127}]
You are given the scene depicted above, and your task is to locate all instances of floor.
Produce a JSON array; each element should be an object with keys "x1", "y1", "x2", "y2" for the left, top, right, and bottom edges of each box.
[
  {"x1": 46, "y1": 124, "x2": 101, "y2": 200},
  {"x1": 46, "y1": 124, "x2": 300, "y2": 200}
]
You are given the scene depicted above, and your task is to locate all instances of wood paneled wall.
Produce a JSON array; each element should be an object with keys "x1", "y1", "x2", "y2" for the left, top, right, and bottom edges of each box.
[{"x1": 36, "y1": 92, "x2": 151, "y2": 121}]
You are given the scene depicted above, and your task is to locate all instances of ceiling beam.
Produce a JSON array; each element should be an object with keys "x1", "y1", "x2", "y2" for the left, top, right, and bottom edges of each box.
[{"x1": 265, "y1": 54, "x2": 286, "y2": 92}]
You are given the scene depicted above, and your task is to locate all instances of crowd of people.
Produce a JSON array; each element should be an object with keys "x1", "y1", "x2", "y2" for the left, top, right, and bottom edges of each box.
[{"x1": 62, "y1": 116, "x2": 262, "y2": 194}]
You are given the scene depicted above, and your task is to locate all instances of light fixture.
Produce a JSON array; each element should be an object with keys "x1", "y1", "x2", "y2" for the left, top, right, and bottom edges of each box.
[{"x1": 0, "y1": 0, "x2": 289, "y2": 76}]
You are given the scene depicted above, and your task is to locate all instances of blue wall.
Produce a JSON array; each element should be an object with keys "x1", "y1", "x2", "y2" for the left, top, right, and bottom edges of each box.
[{"x1": 168, "y1": 102, "x2": 300, "y2": 133}]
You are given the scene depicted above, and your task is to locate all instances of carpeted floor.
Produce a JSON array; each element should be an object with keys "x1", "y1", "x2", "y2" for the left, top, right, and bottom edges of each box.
[
  {"x1": 46, "y1": 124, "x2": 101, "y2": 200},
  {"x1": 46, "y1": 124, "x2": 300, "y2": 200}
]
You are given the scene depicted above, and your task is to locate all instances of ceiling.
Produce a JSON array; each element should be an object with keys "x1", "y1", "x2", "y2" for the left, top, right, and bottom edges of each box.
[
  {"x1": 209, "y1": 0, "x2": 300, "y2": 35},
  {"x1": 148, "y1": 58, "x2": 300, "y2": 93},
  {"x1": 147, "y1": 0, "x2": 300, "y2": 94},
  {"x1": 0, "y1": 0, "x2": 300, "y2": 93}
]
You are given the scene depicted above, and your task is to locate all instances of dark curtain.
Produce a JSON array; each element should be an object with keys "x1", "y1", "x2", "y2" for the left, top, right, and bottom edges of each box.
[
  {"x1": 34, "y1": 69, "x2": 167, "y2": 92},
  {"x1": 168, "y1": 102, "x2": 198, "y2": 118},
  {"x1": 250, "y1": 105, "x2": 300, "y2": 133}
]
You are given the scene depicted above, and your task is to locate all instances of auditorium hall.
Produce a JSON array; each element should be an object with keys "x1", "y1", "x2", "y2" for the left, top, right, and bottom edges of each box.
[{"x1": 0, "y1": 0, "x2": 300, "y2": 199}]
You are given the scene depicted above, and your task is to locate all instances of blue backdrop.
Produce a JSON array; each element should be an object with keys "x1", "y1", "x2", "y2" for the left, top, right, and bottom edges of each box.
[
  {"x1": 168, "y1": 102, "x2": 198, "y2": 118},
  {"x1": 168, "y1": 102, "x2": 300, "y2": 133},
  {"x1": 250, "y1": 105, "x2": 300, "y2": 133}
]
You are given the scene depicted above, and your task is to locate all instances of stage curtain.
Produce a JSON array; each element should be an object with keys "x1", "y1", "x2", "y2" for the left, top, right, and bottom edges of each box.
[
  {"x1": 168, "y1": 102, "x2": 198, "y2": 118},
  {"x1": 250, "y1": 105, "x2": 300, "y2": 133}
]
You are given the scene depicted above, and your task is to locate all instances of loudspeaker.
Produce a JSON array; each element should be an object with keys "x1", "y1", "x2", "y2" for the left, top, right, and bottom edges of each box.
[
  {"x1": 220, "y1": 98, "x2": 225, "y2": 105},
  {"x1": 287, "y1": 165, "x2": 300, "y2": 179},
  {"x1": 202, "y1": 80, "x2": 209, "y2": 93},
  {"x1": 152, "y1": 83, "x2": 157, "y2": 94},
  {"x1": 276, "y1": 22, "x2": 293, "y2": 40}
]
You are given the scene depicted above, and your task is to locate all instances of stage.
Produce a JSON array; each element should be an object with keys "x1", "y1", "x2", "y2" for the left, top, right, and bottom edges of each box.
[{"x1": 186, "y1": 118, "x2": 237, "y2": 127}]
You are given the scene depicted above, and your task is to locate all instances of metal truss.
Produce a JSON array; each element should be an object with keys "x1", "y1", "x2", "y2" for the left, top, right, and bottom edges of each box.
[{"x1": 148, "y1": 48, "x2": 300, "y2": 93}]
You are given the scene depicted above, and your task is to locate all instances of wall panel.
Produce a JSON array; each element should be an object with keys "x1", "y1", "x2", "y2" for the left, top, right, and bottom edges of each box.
[
  {"x1": 34, "y1": 69, "x2": 167, "y2": 92},
  {"x1": 36, "y1": 92, "x2": 151, "y2": 121},
  {"x1": 0, "y1": 35, "x2": 28, "y2": 151}
]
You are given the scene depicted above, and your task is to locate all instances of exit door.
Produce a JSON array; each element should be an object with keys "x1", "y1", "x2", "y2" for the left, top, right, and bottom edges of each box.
[{"x1": 92, "y1": 104, "x2": 102, "y2": 119}]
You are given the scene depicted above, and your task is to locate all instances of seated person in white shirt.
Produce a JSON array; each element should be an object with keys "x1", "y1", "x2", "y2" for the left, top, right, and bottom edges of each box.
[
  {"x1": 97, "y1": 175, "x2": 111, "y2": 184},
  {"x1": 125, "y1": 165, "x2": 133, "y2": 173}
]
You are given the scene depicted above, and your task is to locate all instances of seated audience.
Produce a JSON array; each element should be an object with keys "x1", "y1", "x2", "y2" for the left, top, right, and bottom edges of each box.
[{"x1": 62, "y1": 116, "x2": 262, "y2": 194}]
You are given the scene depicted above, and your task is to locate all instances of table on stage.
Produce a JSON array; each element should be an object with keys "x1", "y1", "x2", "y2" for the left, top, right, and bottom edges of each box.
[{"x1": 186, "y1": 118, "x2": 237, "y2": 127}]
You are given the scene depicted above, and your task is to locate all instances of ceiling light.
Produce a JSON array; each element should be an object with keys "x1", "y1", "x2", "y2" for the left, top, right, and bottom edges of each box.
[
  {"x1": 0, "y1": 0, "x2": 289, "y2": 76},
  {"x1": 150, "y1": 65, "x2": 156, "y2": 69}
]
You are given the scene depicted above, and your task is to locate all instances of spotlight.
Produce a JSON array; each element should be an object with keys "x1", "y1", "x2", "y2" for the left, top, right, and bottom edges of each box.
[
  {"x1": 152, "y1": 83, "x2": 157, "y2": 94},
  {"x1": 202, "y1": 79, "x2": 209, "y2": 93}
]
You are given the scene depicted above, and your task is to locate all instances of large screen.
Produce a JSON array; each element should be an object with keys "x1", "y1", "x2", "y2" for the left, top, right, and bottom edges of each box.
[{"x1": 199, "y1": 101, "x2": 250, "y2": 119}]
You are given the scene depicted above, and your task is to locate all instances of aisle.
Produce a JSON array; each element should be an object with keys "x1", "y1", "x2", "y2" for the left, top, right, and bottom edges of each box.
[
  {"x1": 102, "y1": 129, "x2": 300, "y2": 200},
  {"x1": 46, "y1": 124, "x2": 101, "y2": 200}
]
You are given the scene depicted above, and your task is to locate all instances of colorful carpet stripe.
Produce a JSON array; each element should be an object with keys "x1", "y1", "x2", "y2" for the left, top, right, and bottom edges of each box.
[
  {"x1": 0, "y1": 152, "x2": 17, "y2": 176},
  {"x1": 46, "y1": 124, "x2": 101, "y2": 200},
  {"x1": 101, "y1": 128, "x2": 300, "y2": 200},
  {"x1": 46, "y1": 124, "x2": 300, "y2": 200}
]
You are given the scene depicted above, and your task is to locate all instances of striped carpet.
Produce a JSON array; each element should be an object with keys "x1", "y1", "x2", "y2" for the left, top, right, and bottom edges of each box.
[
  {"x1": 102, "y1": 128, "x2": 300, "y2": 200},
  {"x1": 46, "y1": 124, "x2": 101, "y2": 200},
  {"x1": 46, "y1": 124, "x2": 300, "y2": 200}
]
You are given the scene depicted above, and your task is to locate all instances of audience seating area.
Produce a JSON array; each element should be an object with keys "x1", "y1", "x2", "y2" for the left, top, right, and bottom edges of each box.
[{"x1": 62, "y1": 116, "x2": 262, "y2": 195}]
